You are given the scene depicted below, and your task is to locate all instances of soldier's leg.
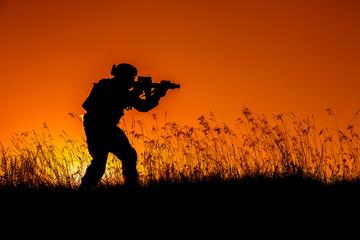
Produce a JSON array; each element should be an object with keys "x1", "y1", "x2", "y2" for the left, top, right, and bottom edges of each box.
[
  {"x1": 120, "y1": 147, "x2": 139, "y2": 188},
  {"x1": 80, "y1": 116, "x2": 111, "y2": 190},
  {"x1": 110, "y1": 128, "x2": 139, "y2": 188},
  {"x1": 80, "y1": 146, "x2": 108, "y2": 190}
]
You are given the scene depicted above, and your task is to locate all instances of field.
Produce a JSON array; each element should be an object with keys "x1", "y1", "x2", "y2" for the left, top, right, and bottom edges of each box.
[{"x1": 1, "y1": 107, "x2": 360, "y2": 194}]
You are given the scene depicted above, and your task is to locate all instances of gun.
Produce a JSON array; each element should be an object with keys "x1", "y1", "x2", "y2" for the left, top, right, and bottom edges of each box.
[{"x1": 135, "y1": 76, "x2": 180, "y2": 98}]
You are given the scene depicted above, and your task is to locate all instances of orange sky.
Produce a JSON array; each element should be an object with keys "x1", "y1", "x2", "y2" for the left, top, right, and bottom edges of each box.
[{"x1": 0, "y1": 0, "x2": 359, "y2": 146}]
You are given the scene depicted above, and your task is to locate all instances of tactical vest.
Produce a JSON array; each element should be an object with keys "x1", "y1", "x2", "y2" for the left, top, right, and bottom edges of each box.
[{"x1": 82, "y1": 78, "x2": 132, "y2": 125}]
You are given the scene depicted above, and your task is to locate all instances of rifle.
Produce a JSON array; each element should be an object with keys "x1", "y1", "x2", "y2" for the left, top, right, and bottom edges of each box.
[{"x1": 134, "y1": 76, "x2": 180, "y2": 99}]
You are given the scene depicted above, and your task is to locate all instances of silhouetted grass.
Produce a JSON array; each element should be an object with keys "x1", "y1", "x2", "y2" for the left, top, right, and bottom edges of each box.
[{"x1": 1, "y1": 107, "x2": 360, "y2": 193}]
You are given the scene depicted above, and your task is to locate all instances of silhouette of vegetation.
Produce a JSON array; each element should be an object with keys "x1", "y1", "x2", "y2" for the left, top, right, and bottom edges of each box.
[{"x1": 1, "y1": 107, "x2": 360, "y2": 192}]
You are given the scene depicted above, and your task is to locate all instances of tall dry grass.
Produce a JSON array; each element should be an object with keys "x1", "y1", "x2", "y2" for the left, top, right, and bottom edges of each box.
[{"x1": 1, "y1": 107, "x2": 360, "y2": 190}]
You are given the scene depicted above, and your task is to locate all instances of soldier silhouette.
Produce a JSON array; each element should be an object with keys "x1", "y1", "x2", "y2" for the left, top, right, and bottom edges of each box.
[{"x1": 80, "y1": 63, "x2": 168, "y2": 190}]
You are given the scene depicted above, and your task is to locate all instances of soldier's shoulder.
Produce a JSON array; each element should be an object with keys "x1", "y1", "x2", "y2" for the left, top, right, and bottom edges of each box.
[
  {"x1": 94, "y1": 78, "x2": 114, "y2": 88},
  {"x1": 97, "y1": 78, "x2": 113, "y2": 84}
]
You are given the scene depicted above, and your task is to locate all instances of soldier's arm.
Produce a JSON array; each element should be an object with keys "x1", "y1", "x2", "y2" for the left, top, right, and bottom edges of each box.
[
  {"x1": 132, "y1": 88, "x2": 167, "y2": 112},
  {"x1": 132, "y1": 98, "x2": 159, "y2": 112}
]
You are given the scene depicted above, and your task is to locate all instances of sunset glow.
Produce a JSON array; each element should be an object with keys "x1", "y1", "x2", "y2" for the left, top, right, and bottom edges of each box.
[{"x1": 0, "y1": 0, "x2": 359, "y2": 146}]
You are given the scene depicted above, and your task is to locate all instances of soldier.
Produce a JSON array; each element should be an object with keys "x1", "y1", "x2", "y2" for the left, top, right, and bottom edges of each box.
[{"x1": 80, "y1": 63, "x2": 168, "y2": 190}]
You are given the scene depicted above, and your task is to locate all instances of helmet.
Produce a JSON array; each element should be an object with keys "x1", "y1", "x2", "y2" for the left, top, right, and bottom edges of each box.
[{"x1": 111, "y1": 63, "x2": 138, "y2": 77}]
